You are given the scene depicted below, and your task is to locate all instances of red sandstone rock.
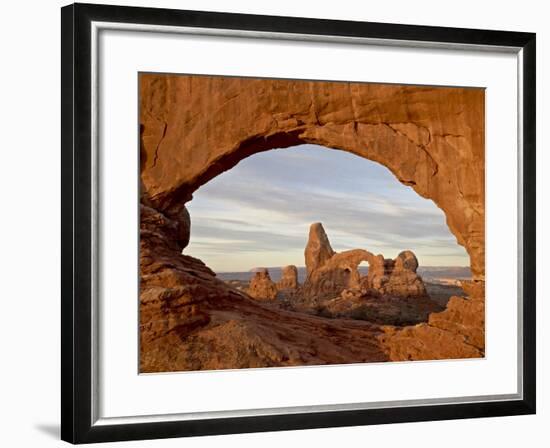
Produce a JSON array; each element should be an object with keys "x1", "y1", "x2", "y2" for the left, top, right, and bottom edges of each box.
[
  {"x1": 305, "y1": 223, "x2": 335, "y2": 275},
  {"x1": 277, "y1": 265, "x2": 299, "y2": 291},
  {"x1": 247, "y1": 268, "x2": 278, "y2": 301},
  {"x1": 303, "y1": 248, "x2": 374, "y2": 300},
  {"x1": 302, "y1": 223, "x2": 427, "y2": 301},
  {"x1": 139, "y1": 74, "x2": 486, "y2": 370},
  {"x1": 378, "y1": 323, "x2": 482, "y2": 361},
  {"x1": 378, "y1": 281, "x2": 485, "y2": 359},
  {"x1": 366, "y1": 251, "x2": 428, "y2": 298}
]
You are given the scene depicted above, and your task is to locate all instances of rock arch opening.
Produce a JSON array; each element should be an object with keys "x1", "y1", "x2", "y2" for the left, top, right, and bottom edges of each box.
[
  {"x1": 185, "y1": 144, "x2": 468, "y2": 270},
  {"x1": 185, "y1": 144, "x2": 468, "y2": 313}
]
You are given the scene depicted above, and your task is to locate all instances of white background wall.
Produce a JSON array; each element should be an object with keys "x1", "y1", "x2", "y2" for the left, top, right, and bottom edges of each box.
[{"x1": 0, "y1": 0, "x2": 546, "y2": 446}]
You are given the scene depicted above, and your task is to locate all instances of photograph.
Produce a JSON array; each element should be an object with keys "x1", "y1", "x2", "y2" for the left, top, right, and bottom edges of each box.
[
  {"x1": 139, "y1": 73, "x2": 485, "y2": 373},
  {"x1": 0, "y1": 0, "x2": 543, "y2": 445}
]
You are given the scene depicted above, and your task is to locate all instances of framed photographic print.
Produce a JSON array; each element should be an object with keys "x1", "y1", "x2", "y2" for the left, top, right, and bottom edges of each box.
[{"x1": 61, "y1": 2, "x2": 536, "y2": 444}]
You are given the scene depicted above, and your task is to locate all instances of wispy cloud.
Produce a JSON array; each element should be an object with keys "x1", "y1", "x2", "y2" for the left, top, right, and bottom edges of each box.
[{"x1": 186, "y1": 144, "x2": 468, "y2": 271}]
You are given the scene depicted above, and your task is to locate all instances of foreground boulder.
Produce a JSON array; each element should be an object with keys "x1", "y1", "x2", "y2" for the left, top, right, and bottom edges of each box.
[{"x1": 378, "y1": 281, "x2": 485, "y2": 360}]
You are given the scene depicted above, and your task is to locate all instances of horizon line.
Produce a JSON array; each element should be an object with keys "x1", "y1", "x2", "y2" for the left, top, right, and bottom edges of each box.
[{"x1": 214, "y1": 265, "x2": 472, "y2": 274}]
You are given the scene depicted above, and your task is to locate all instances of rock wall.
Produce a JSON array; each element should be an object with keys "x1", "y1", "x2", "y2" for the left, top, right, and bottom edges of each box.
[{"x1": 379, "y1": 281, "x2": 485, "y2": 360}]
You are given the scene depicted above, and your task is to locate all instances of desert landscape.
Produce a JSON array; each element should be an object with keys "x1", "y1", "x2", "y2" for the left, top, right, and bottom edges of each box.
[
  {"x1": 222, "y1": 222, "x2": 467, "y2": 326},
  {"x1": 139, "y1": 74, "x2": 485, "y2": 373}
]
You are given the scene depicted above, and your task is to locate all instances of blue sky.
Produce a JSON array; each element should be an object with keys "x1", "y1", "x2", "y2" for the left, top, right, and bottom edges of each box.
[{"x1": 185, "y1": 144, "x2": 468, "y2": 272}]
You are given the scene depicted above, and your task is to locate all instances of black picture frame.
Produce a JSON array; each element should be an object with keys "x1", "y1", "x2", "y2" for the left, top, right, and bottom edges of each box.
[{"x1": 61, "y1": 2, "x2": 536, "y2": 444}]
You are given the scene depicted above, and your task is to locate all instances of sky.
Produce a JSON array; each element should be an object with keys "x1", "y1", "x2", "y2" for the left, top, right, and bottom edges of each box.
[{"x1": 185, "y1": 144, "x2": 469, "y2": 272}]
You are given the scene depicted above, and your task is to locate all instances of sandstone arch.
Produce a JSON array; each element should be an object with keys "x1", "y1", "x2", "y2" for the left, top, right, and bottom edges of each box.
[
  {"x1": 140, "y1": 74, "x2": 484, "y2": 280},
  {"x1": 302, "y1": 223, "x2": 427, "y2": 301},
  {"x1": 139, "y1": 74, "x2": 486, "y2": 371}
]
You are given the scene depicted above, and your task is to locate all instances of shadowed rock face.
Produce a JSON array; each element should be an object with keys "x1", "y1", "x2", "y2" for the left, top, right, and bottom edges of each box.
[{"x1": 139, "y1": 74, "x2": 485, "y2": 371}]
